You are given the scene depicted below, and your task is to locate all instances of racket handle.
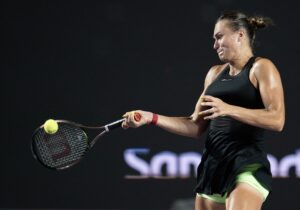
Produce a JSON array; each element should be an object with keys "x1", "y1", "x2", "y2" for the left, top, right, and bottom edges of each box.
[
  {"x1": 134, "y1": 112, "x2": 141, "y2": 122},
  {"x1": 105, "y1": 118, "x2": 125, "y2": 131},
  {"x1": 106, "y1": 112, "x2": 141, "y2": 131}
]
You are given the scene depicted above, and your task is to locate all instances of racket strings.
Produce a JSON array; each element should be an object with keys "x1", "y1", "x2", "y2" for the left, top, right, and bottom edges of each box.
[{"x1": 33, "y1": 124, "x2": 89, "y2": 169}]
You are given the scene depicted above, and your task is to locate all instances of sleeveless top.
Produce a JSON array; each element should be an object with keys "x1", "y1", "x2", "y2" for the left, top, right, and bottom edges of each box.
[{"x1": 194, "y1": 57, "x2": 272, "y2": 195}]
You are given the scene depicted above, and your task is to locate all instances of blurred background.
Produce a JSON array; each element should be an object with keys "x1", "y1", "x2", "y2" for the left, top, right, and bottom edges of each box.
[{"x1": 2, "y1": 0, "x2": 299, "y2": 209}]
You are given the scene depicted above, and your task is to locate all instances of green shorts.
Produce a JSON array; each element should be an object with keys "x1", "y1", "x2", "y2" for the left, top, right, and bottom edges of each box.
[{"x1": 197, "y1": 164, "x2": 269, "y2": 204}]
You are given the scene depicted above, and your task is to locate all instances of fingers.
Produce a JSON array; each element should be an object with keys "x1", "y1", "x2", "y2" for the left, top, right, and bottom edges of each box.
[
  {"x1": 122, "y1": 112, "x2": 129, "y2": 118},
  {"x1": 198, "y1": 95, "x2": 216, "y2": 117},
  {"x1": 121, "y1": 111, "x2": 143, "y2": 129},
  {"x1": 199, "y1": 95, "x2": 216, "y2": 109},
  {"x1": 121, "y1": 112, "x2": 131, "y2": 129},
  {"x1": 203, "y1": 114, "x2": 216, "y2": 120},
  {"x1": 198, "y1": 95, "x2": 225, "y2": 120},
  {"x1": 201, "y1": 101, "x2": 214, "y2": 107},
  {"x1": 199, "y1": 107, "x2": 215, "y2": 116},
  {"x1": 199, "y1": 108, "x2": 226, "y2": 119},
  {"x1": 121, "y1": 121, "x2": 129, "y2": 129},
  {"x1": 201, "y1": 95, "x2": 215, "y2": 102}
]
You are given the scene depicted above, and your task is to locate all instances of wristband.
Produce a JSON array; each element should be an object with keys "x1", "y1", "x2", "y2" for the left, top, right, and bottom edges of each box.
[{"x1": 151, "y1": 113, "x2": 158, "y2": 125}]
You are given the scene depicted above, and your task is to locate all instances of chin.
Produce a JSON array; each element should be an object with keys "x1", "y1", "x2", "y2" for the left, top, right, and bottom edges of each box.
[{"x1": 218, "y1": 55, "x2": 229, "y2": 63}]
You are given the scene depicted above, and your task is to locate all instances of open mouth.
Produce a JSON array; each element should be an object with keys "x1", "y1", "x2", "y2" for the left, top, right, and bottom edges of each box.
[
  {"x1": 217, "y1": 48, "x2": 223, "y2": 54},
  {"x1": 217, "y1": 50, "x2": 224, "y2": 55}
]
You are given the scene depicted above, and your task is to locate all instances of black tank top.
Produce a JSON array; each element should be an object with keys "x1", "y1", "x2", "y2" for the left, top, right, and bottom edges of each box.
[
  {"x1": 205, "y1": 56, "x2": 264, "y2": 109},
  {"x1": 195, "y1": 57, "x2": 272, "y2": 195}
]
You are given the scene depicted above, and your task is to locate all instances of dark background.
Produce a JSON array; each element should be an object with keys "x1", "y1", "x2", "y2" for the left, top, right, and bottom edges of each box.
[{"x1": 2, "y1": 0, "x2": 299, "y2": 209}]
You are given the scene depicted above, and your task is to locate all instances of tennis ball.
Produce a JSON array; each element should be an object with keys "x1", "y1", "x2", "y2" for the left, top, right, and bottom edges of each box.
[{"x1": 44, "y1": 119, "x2": 58, "y2": 134}]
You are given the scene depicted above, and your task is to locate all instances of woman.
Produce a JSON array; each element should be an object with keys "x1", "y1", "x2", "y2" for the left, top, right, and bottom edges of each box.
[{"x1": 122, "y1": 11, "x2": 285, "y2": 210}]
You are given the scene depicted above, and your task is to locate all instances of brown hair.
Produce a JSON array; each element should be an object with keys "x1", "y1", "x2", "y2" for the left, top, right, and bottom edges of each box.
[{"x1": 217, "y1": 11, "x2": 274, "y2": 49}]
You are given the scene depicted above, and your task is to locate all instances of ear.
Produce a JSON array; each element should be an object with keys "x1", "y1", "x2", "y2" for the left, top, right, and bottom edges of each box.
[{"x1": 237, "y1": 29, "x2": 246, "y2": 42}]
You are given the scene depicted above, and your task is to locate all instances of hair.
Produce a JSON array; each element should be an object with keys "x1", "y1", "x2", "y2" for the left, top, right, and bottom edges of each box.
[{"x1": 216, "y1": 11, "x2": 274, "y2": 49}]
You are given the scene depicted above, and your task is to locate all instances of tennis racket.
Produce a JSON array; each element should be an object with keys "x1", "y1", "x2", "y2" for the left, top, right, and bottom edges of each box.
[{"x1": 31, "y1": 113, "x2": 141, "y2": 170}]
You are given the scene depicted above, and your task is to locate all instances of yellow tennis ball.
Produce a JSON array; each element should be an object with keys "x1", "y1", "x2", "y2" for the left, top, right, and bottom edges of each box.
[{"x1": 44, "y1": 119, "x2": 58, "y2": 134}]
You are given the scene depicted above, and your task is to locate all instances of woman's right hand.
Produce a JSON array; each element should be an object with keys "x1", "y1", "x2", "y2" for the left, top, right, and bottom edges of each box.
[{"x1": 122, "y1": 110, "x2": 153, "y2": 129}]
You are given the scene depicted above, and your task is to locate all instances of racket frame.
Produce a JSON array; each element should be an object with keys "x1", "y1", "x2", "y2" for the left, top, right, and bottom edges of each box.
[{"x1": 31, "y1": 118, "x2": 125, "y2": 170}]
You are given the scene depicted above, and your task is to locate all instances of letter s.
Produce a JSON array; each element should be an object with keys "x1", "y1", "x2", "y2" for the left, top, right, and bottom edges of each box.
[{"x1": 124, "y1": 148, "x2": 150, "y2": 176}]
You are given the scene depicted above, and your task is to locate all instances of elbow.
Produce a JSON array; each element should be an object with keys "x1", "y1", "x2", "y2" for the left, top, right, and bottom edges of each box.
[
  {"x1": 272, "y1": 117, "x2": 285, "y2": 132},
  {"x1": 268, "y1": 109, "x2": 285, "y2": 132},
  {"x1": 273, "y1": 124, "x2": 284, "y2": 132},
  {"x1": 277, "y1": 121, "x2": 285, "y2": 132}
]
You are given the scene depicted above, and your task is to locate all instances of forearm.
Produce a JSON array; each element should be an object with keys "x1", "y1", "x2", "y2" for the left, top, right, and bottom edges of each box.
[
  {"x1": 122, "y1": 110, "x2": 207, "y2": 138},
  {"x1": 226, "y1": 105, "x2": 284, "y2": 131},
  {"x1": 155, "y1": 115, "x2": 206, "y2": 139}
]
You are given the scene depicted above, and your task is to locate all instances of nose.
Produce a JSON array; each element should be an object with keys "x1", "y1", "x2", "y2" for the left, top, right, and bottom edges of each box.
[{"x1": 213, "y1": 40, "x2": 219, "y2": 50}]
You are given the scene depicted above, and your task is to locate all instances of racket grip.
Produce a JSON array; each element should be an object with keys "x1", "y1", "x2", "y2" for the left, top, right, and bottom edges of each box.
[{"x1": 134, "y1": 112, "x2": 141, "y2": 122}]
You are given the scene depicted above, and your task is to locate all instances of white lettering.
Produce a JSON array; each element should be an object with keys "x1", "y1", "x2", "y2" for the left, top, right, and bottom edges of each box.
[
  {"x1": 124, "y1": 148, "x2": 300, "y2": 179},
  {"x1": 150, "y1": 151, "x2": 177, "y2": 176},
  {"x1": 267, "y1": 154, "x2": 279, "y2": 177},
  {"x1": 278, "y1": 149, "x2": 300, "y2": 177},
  {"x1": 124, "y1": 148, "x2": 150, "y2": 176},
  {"x1": 179, "y1": 152, "x2": 201, "y2": 177}
]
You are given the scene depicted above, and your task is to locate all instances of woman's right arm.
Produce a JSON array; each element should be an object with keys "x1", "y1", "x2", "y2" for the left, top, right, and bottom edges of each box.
[
  {"x1": 122, "y1": 65, "x2": 222, "y2": 139},
  {"x1": 123, "y1": 110, "x2": 207, "y2": 139}
]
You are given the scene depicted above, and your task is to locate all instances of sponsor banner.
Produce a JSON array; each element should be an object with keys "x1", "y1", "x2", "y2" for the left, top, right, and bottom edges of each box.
[{"x1": 124, "y1": 148, "x2": 300, "y2": 178}]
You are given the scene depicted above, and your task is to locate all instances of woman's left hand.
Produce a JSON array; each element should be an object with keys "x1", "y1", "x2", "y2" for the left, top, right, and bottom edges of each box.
[{"x1": 198, "y1": 95, "x2": 231, "y2": 120}]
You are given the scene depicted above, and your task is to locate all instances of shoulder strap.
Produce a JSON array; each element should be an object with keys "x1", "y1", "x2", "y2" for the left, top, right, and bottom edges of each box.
[
  {"x1": 214, "y1": 64, "x2": 230, "y2": 80},
  {"x1": 244, "y1": 56, "x2": 257, "y2": 74}
]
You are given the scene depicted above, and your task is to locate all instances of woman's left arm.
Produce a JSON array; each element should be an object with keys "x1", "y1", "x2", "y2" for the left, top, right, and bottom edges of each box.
[{"x1": 199, "y1": 58, "x2": 285, "y2": 132}]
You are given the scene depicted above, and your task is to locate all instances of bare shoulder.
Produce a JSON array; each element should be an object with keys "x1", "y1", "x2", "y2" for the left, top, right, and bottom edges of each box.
[
  {"x1": 251, "y1": 57, "x2": 283, "y2": 89},
  {"x1": 205, "y1": 64, "x2": 227, "y2": 87},
  {"x1": 253, "y1": 57, "x2": 280, "y2": 76}
]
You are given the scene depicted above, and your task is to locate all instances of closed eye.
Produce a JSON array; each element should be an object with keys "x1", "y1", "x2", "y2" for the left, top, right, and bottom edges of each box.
[
  {"x1": 213, "y1": 30, "x2": 223, "y2": 38},
  {"x1": 214, "y1": 34, "x2": 223, "y2": 40}
]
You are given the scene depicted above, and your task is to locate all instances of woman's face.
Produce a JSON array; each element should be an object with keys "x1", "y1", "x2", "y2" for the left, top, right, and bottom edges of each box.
[{"x1": 213, "y1": 20, "x2": 241, "y2": 62}]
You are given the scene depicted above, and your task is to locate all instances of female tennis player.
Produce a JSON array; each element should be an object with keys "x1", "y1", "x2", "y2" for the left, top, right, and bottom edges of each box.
[{"x1": 122, "y1": 11, "x2": 285, "y2": 210}]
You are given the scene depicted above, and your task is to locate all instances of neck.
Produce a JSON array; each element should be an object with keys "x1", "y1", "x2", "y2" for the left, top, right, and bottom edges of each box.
[{"x1": 228, "y1": 49, "x2": 253, "y2": 75}]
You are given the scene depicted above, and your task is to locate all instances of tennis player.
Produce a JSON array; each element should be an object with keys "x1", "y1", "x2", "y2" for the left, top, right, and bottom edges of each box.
[{"x1": 122, "y1": 11, "x2": 285, "y2": 210}]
